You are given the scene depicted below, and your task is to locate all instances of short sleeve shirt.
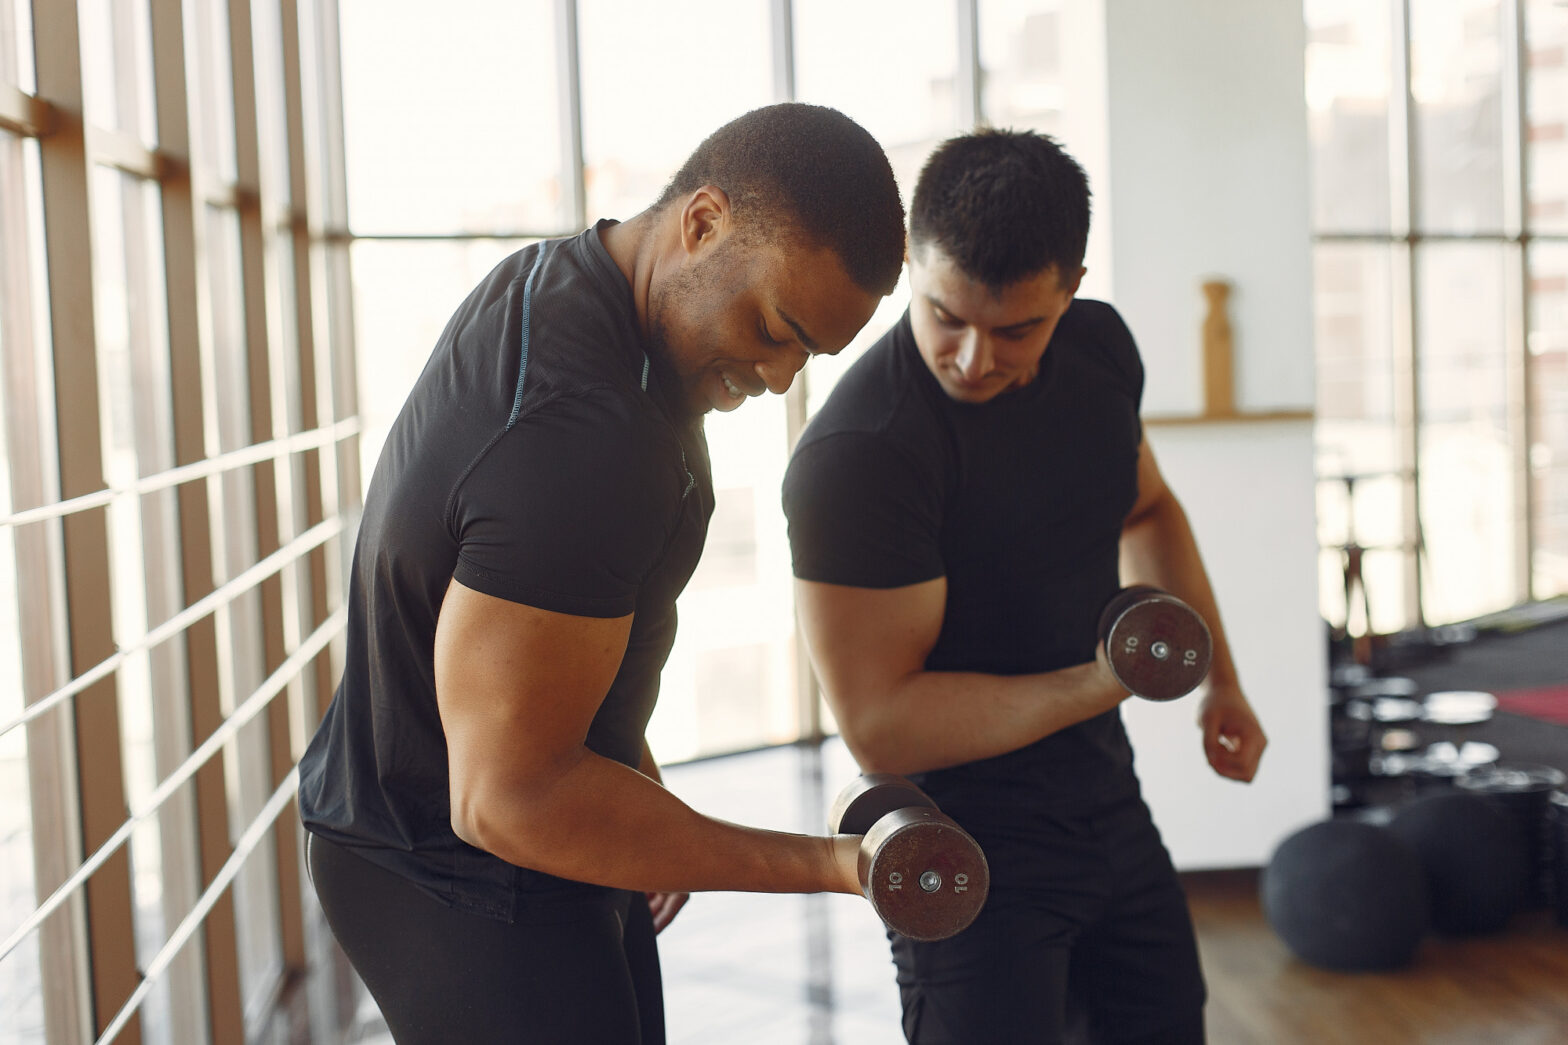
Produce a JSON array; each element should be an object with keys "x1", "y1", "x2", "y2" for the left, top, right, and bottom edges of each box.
[
  {"x1": 783, "y1": 301, "x2": 1145, "y2": 845},
  {"x1": 299, "y1": 223, "x2": 714, "y2": 920}
]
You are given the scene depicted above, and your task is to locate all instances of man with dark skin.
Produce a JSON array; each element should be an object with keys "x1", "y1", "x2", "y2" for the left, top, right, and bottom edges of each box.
[
  {"x1": 299, "y1": 103, "x2": 905, "y2": 1043},
  {"x1": 785, "y1": 129, "x2": 1268, "y2": 1044}
]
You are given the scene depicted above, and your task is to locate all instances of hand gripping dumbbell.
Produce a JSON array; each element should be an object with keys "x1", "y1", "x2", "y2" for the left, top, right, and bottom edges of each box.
[
  {"x1": 1097, "y1": 585, "x2": 1213, "y2": 702},
  {"x1": 828, "y1": 774, "x2": 990, "y2": 941}
]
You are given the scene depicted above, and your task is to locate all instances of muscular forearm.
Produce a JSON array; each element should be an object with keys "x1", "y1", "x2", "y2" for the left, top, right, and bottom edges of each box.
[
  {"x1": 834, "y1": 658, "x2": 1126, "y2": 776},
  {"x1": 452, "y1": 747, "x2": 857, "y2": 896},
  {"x1": 1120, "y1": 495, "x2": 1240, "y2": 687}
]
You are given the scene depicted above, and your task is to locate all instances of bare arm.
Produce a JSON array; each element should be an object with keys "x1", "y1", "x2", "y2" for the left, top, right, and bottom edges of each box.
[
  {"x1": 1119, "y1": 436, "x2": 1267, "y2": 781},
  {"x1": 795, "y1": 576, "x2": 1126, "y2": 776},
  {"x1": 437, "y1": 578, "x2": 860, "y2": 895},
  {"x1": 634, "y1": 736, "x2": 691, "y2": 931}
]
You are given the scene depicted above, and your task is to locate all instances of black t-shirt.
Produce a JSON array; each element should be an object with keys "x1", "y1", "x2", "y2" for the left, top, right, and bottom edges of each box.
[
  {"x1": 783, "y1": 302, "x2": 1145, "y2": 864},
  {"x1": 299, "y1": 222, "x2": 714, "y2": 921}
]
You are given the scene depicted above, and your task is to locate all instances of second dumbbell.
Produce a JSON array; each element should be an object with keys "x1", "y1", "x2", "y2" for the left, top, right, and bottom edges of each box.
[
  {"x1": 1097, "y1": 585, "x2": 1213, "y2": 702},
  {"x1": 829, "y1": 773, "x2": 990, "y2": 942}
]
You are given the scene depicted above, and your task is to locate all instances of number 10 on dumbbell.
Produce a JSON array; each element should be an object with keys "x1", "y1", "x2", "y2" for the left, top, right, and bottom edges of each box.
[
  {"x1": 1098, "y1": 585, "x2": 1214, "y2": 702},
  {"x1": 829, "y1": 774, "x2": 990, "y2": 941}
]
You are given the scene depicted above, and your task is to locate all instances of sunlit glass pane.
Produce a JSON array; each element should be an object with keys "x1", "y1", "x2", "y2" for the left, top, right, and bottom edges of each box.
[
  {"x1": 979, "y1": 0, "x2": 1065, "y2": 137},
  {"x1": 1410, "y1": 0, "x2": 1507, "y2": 234},
  {"x1": 1530, "y1": 242, "x2": 1568, "y2": 597},
  {"x1": 1526, "y1": 0, "x2": 1568, "y2": 234},
  {"x1": 1416, "y1": 242, "x2": 1516, "y2": 622},
  {"x1": 578, "y1": 0, "x2": 772, "y2": 224},
  {"x1": 338, "y1": 1, "x2": 564, "y2": 235},
  {"x1": 1305, "y1": 0, "x2": 1395, "y2": 232}
]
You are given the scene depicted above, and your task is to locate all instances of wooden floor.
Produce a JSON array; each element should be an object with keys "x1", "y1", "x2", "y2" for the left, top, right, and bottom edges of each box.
[{"x1": 1187, "y1": 870, "x2": 1568, "y2": 1045}]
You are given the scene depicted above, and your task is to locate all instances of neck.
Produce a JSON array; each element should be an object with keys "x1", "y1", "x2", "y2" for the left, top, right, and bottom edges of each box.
[{"x1": 600, "y1": 207, "x2": 677, "y2": 343}]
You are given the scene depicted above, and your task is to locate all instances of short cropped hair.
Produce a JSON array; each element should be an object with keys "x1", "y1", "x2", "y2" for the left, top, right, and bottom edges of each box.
[
  {"x1": 656, "y1": 103, "x2": 905, "y2": 297},
  {"x1": 909, "y1": 129, "x2": 1091, "y2": 291}
]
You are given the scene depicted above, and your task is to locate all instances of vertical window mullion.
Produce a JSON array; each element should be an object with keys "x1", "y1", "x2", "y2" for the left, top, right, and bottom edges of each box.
[
  {"x1": 311, "y1": 0, "x2": 363, "y2": 607},
  {"x1": 277, "y1": 0, "x2": 335, "y2": 729},
  {"x1": 147, "y1": 0, "x2": 245, "y2": 1039},
  {"x1": 222, "y1": 0, "x2": 302, "y2": 1022},
  {"x1": 555, "y1": 0, "x2": 585, "y2": 233},
  {"x1": 1507, "y1": 0, "x2": 1537, "y2": 598},
  {"x1": 0, "y1": 134, "x2": 94, "y2": 1045},
  {"x1": 1393, "y1": 0, "x2": 1425, "y2": 626},
  {"x1": 768, "y1": 0, "x2": 821, "y2": 743},
  {"x1": 32, "y1": 0, "x2": 144, "y2": 1038},
  {"x1": 956, "y1": 0, "x2": 980, "y2": 131}
]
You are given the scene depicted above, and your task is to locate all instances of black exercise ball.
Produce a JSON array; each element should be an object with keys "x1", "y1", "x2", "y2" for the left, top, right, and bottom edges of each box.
[
  {"x1": 1389, "y1": 792, "x2": 1527, "y2": 935},
  {"x1": 1261, "y1": 820, "x2": 1428, "y2": 971}
]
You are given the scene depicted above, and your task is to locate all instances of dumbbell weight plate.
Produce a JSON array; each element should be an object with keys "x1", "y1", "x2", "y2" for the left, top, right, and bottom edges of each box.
[
  {"x1": 1098, "y1": 586, "x2": 1213, "y2": 702},
  {"x1": 860, "y1": 806, "x2": 990, "y2": 942},
  {"x1": 829, "y1": 773, "x2": 937, "y2": 835}
]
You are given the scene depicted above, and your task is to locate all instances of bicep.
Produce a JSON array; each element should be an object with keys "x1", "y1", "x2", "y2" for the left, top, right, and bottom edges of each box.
[
  {"x1": 794, "y1": 577, "x2": 946, "y2": 709},
  {"x1": 435, "y1": 578, "x2": 633, "y2": 792},
  {"x1": 1122, "y1": 434, "x2": 1174, "y2": 530}
]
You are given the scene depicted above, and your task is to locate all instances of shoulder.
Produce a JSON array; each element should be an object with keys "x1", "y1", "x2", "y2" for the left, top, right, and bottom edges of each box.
[
  {"x1": 515, "y1": 385, "x2": 685, "y2": 489},
  {"x1": 1058, "y1": 298, "x2": 1142, "y2": 395},
  {"x1": 459, "y1": 383, "x2": 688, "y2": 528},
  {"x1": 448, "y1": 384, "x2": 691, "y2": 614}
]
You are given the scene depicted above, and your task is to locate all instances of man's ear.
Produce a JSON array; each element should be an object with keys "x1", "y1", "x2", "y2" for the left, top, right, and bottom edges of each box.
[
  {"x1": 678, "y1": 185, "x2": 733, "y2": 258},
  {"x1": 1064, "y1": 264, "x2": 1087, "y2": 298}
]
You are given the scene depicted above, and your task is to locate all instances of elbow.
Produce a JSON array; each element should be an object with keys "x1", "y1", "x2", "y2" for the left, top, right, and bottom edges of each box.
[
  {"x1": 447, "y1": 770, "x2": 548, "y2": 862},
  {"x1": 449, "y1": 779, "x2": 494, "y2": 853},
  {"x1": 446, "y1": 743, "x2": 579, "y2": 860},
  {"x1": 829, "y1": 697, "x2": 921, "y2": 777}
]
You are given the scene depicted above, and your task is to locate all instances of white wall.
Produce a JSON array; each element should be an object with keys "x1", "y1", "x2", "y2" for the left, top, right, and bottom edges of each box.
[
  {"x1": 1093, "y1": 1, "x2": 1329, "y2": 867},
  {"x1": 1128, "y1": 422, "x2": 1330, "y2": 868},
  {"x1": 1104, "y1": 0, "x2": 1317, "y2": 417}
]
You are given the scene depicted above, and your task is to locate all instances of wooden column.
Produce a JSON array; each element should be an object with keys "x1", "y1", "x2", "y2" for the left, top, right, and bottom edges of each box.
[
  {"x1": 148, "y1": 0, "x2": 247, "y2": 1038},
  {"x1": 33, "y1": 1, "x2": 142, "y2": 1038}
]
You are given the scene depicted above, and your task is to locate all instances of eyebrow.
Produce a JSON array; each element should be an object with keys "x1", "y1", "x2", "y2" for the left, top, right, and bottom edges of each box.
[
  {"x1": 775, "y1": 308, "x2": 821, "y2": 353},
  {"x1": 926, "y1": 293, "x2": 1047, "y2": 335}
]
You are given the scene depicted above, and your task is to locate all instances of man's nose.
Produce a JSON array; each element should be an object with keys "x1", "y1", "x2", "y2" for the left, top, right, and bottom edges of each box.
[
  {"x1": 756, "y1": 349, "x2": 808, "y2": 395},
  {"x1": 955, "y1": 332, "x2": 992, "y2": 380}
]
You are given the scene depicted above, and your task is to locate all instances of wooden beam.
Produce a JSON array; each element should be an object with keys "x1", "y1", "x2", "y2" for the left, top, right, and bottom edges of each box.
[
  {"x1": 33, "y1": 0, "x2": 142, "y2": 1038},
  {"x1": 147, "y1": 0, "x2": 247, "y2": 1038}
]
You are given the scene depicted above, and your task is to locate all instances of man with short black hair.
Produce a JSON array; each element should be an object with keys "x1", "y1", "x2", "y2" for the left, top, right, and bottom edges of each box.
[
  {"x1": 299, "y1": 102, "x2": 905, "y2": 1043},
  {"x1": 785, "y1": 128, "x2": 1267, "y2": 1044}
]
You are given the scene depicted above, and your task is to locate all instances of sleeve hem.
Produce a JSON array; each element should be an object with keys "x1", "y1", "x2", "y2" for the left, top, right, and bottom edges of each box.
[{"x1": 453, "y1": 559, "x2": 637, "y2": 619}]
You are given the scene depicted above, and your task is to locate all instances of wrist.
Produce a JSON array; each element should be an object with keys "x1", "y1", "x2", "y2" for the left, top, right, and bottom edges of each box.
[{"x1": 829, "y1": 834, "x2": 864, "y2": 896}]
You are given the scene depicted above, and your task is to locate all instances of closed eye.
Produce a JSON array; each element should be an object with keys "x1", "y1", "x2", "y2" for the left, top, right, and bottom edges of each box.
[
  {"x1": 760, "y1": 321, "x2": 787, "y2": 346},
  {"x1": 996, "y1": 323, "x2": 1041, "y2": 342}
]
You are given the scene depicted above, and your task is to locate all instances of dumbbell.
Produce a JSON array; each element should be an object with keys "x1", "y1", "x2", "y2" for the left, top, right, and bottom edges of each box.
[
  {"x1": 1097, "y1": 585, "x2": 1213, "y2": 701},
  {"x1": 828, "y1": 773, "x2": 989, "y2": 941}
]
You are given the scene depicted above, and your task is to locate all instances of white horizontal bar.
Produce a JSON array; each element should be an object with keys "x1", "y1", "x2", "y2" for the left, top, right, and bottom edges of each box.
[
  {"x1": 0, "y1": 606, "x2": 345, "y2": 964},
  {"x1": 93, "y1": 768, "x2": 301, "y2": 1045},
  {"x1": 0, "y1": 517, "x2": 345, "y2": 740},
  {"x1": 0, "y1": 418, "x2": 359, "y2": 529}
]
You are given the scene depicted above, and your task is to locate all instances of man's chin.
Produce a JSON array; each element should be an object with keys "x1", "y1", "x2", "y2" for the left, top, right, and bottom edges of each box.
[
  {"x1": 686, "y1": 380, "x2": 746, "y2": 415},
  {"x1": 942, "y1": 380, "x2": 1002, "y2": 404}
]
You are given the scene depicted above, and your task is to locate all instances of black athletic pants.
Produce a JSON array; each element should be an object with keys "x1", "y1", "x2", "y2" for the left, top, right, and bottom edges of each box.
[
  {"x1": 306, "y1": 833, "x2": 666, "y2": 1044},
  {"x1": 890, "y1": 795, "x2": 1207, "y2": 1044}
]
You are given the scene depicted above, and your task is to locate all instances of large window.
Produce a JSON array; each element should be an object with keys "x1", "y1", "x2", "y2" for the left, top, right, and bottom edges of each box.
[
  {"x1": 0, "y1": 1, "x2": 357, "y2": 1041},
  {"x1": 1308, "y1": 0, "x2": 1568, "y2": 630}
]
